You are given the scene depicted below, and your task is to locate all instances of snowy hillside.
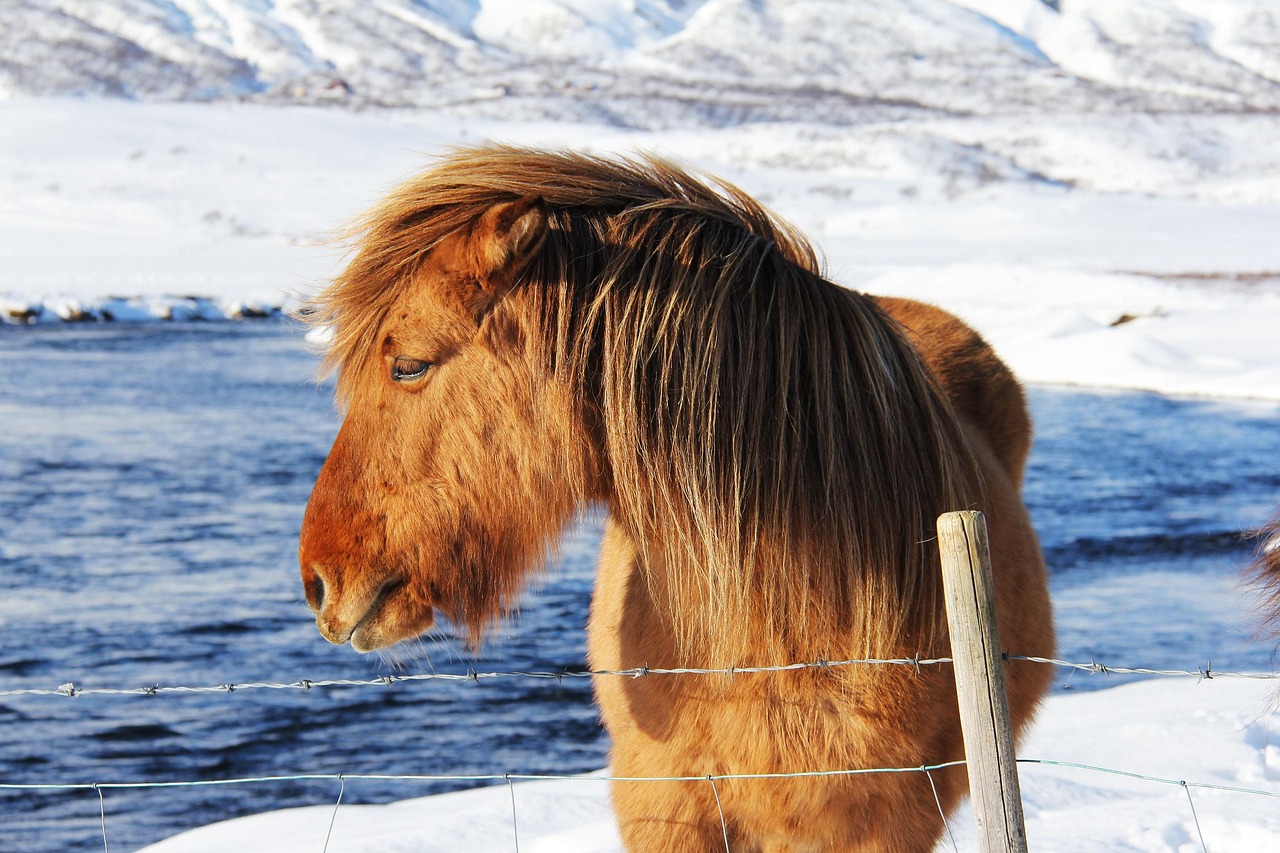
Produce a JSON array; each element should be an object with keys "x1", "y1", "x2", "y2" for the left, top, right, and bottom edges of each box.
[{"x1": 5, "y1": 0, "x2": 1280, "y2": 124}]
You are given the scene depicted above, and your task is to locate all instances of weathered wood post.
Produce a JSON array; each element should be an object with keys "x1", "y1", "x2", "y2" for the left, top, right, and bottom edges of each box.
[{"x1": 937, "y1": 510, "x2": 1028, "y2": 853}]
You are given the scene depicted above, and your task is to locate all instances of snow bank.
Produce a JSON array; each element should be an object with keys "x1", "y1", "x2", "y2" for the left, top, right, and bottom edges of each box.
[{"x1": 864, "y1": 266, "x2": 1280, "y2": 400}]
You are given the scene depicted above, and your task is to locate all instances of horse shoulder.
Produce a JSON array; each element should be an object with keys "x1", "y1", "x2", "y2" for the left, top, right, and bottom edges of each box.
[{"x1": 872, "y1": 295, "x2": 1033, "y2": 486}]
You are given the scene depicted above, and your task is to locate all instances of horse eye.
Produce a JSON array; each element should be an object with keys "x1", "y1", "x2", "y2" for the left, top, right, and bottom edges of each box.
[{"x1": 391, "y1": 357, "x2": 432, "y2": 383}]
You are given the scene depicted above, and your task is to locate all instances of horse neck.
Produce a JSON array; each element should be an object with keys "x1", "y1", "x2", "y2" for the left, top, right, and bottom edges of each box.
[
  {"x1": 610, "y1": 518, "x2": 913, "y2": 670},
  {"x1": 531, "y1": 239, "x2": 962, "y2": 668}
]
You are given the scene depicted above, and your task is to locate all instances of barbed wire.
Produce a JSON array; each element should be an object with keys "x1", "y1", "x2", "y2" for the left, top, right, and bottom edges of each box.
[
  {"x1": 1005, "y1": 655, "x2": 1278, "y2": 681},
  {"x1": 1, "y1": 654, "x2": 1275, "y2": 700},
  {"x1": 0, "y1": 657, "x2": 952, "y2": 698}
]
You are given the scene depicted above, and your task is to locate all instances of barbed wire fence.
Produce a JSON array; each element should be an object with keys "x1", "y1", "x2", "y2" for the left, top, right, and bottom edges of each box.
[
  {"x1": 6, "y1": 509, "x2": 1280, "y2": 852},
  {"x1": 3, "y1": 653, "x2": 1279, "y2": 853}
]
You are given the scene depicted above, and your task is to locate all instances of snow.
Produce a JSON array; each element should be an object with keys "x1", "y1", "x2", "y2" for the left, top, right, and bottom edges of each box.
[{"x1": 5, "y1": 1, "x2": 1280, "y2": 849}]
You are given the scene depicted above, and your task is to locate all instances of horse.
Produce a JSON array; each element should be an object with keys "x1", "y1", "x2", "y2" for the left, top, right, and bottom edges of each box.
[{"x1": 297, "y1": 145, "x2": 1055, "y2": 852}]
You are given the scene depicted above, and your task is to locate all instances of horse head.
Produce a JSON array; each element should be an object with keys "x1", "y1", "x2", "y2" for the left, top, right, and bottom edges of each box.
[{"x1": 298, "y1": 196, "x2": 599, "y2": 651}]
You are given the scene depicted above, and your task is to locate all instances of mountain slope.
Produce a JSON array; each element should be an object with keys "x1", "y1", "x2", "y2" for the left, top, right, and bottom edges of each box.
[{"x1": 4, "y1": 0, "x2": 1280, "y2": 126}]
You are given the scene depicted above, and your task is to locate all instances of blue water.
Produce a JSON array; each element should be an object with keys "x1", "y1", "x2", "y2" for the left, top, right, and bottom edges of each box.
[{"x1": 0, "y1": 322, "x2": 1276, "y2": 852}]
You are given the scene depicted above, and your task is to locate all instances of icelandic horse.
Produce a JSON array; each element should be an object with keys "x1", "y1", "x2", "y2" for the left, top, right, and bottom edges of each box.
[{"x1": 297, "y1": 146, "x2": 1055, "y2": 851}]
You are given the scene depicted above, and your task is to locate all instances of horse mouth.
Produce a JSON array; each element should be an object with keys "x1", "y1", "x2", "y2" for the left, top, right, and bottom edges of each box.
[{"x1": 349, "y1": 574, "x2": 424, "y2": 652}]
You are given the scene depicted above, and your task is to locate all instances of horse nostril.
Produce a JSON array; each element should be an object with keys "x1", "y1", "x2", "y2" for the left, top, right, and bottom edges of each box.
[{"x1": 305, "y1": 573, "x2": 326, "y2": 612}]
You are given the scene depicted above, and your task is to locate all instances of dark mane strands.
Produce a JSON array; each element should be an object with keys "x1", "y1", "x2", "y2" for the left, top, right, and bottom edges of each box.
[{"x1": 309, "y1": 146, "x2": 979, "y2": 664}]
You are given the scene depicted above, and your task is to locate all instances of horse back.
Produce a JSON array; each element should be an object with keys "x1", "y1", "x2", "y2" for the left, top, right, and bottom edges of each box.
[{"x1": 873, "y1": 296, "x2": 1033, "y2": 486}]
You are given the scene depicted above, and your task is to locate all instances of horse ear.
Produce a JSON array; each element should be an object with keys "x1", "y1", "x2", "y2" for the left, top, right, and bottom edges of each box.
[{"x1": 473, "y1": 197, "x2": 548, "y2": 291}]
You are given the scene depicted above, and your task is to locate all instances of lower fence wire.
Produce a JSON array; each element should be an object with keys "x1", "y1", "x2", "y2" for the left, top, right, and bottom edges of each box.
[
  {"x1": 5, "y1": 758, "x2": 1279, "y2": 851},
  {"x1": 0, "y1": 763, "x2": 971, "y2": 793},
  {"x1": 1014, "y1": 758, "x2": 1280, "y2": 800},
  {"x1": 6, "y1": 759, "x2": 1280, "y2": 797}
]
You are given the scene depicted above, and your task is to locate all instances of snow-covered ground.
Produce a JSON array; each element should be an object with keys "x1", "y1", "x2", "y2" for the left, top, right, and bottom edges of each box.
[{"x1": 4, "y1": 1, "x2": 1280, "y2": 850}]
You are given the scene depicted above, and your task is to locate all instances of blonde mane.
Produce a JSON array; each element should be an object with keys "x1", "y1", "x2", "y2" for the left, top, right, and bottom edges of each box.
[{"x1": 308, "y1": 146, "x2": 979, "y2": 663}]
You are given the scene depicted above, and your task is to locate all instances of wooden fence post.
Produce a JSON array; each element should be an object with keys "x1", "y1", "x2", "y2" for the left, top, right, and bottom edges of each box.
[{"x1": 937, "y1": 510, "x2": 1028, "y2": 853}]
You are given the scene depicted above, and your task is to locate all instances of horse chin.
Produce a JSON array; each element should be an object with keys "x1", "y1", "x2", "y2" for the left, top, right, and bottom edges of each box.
[
  {"x1": 350, "y1": 623, "x2": 389, "y2": 653},
  {"x1": 350, "y1": 605, "x2": 435, "y2": 653}
]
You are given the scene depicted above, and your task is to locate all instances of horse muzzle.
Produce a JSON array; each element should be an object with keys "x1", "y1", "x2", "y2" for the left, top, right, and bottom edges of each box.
[{"x1": 304, "y1": 565, "x2": 433, "y2": 652}]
